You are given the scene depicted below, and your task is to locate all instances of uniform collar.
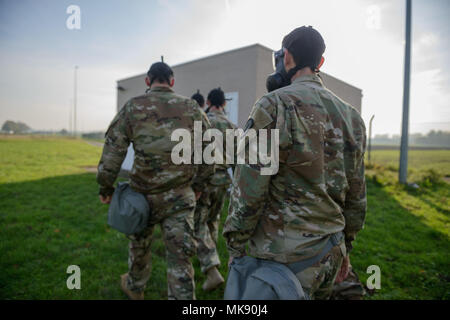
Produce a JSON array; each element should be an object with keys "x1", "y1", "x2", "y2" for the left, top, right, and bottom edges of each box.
[
  {"x1": 149, "y1": 86, "x2": 174, "y2": 93},
  {"x1": 207, "y1": 108, "x2": 226, "y2": 116},
  {"x1": 291, "y1": 74, "x2": 323, "y2": 87}
]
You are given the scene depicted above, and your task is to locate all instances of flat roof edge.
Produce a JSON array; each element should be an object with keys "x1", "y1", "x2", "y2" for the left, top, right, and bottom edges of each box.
[
  {"x1": 172, "y1": 43, "x2": 275, "y2": 69},
  {"x1": 320, "y1": 71, "x2": 362, "y2": 93},
  {"x1": 117, "y1": 72, "x2": 146, "y2": 83},
  {"x1": 116, "y1": 44, "x2": 362, "y2": 93},
  {"x1": 117, "y1": 43, "x2": 274, "y2": 83}
]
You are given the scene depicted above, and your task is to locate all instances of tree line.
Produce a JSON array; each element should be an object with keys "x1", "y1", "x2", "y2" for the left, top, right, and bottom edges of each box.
[{"x1": 372, "y1": 130, "x2": 450, "y2": 148}]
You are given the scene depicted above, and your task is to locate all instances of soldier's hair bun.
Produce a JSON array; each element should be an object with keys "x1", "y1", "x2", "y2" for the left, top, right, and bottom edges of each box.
[
  {"x1": 191, "y1": 90, "x2": 205, "y2": 107},
  {"x1": 147, "y1": 62, "x2": 174, "y2": 85},
  {"x1": 207, "y1": 87, "x2": 226, "y2": 107}
]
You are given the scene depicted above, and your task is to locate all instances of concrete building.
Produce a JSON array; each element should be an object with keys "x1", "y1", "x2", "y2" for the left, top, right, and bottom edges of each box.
[{"x1": 116, "y1": 43, "x2": 362, "y2": 170}]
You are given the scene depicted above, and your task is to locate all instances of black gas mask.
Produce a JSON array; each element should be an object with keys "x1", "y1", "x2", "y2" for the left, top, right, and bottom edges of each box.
[
  {"x1": 266, "y1": 48, "x2": 304, "y2": 92},
  {"x1": 267, "y1": 26, "x2": 325, "y2": 92},
  {"x1": 266, "y1": 49, "x2": 289, "y2": 92}
]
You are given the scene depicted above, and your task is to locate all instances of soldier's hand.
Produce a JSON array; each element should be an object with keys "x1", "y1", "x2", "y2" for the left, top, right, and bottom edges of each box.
[
  {"x1": 195, "y1": 191, "x2": 202, "y2": 201},
  {"x1": 99, "y1": 195, "x2": 112, "y2": 204},
  {"x1": 335, "y1": 255, "x2": 350, "y2": 283},
  {"x1": 228, "y1": 257, "x2": 233, "y2": 268}
]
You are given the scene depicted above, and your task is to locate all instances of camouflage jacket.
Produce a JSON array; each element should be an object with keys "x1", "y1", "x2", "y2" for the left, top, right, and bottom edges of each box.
[
  {"x1": 97, "y1": 86, "x2": 214, "y2": 196},
  {"x1": 223, "y1": 74, "x2": 367, "y2": 262},
  {"x1": 206, "y1": 108, "x2": 238, "y2": 186}
]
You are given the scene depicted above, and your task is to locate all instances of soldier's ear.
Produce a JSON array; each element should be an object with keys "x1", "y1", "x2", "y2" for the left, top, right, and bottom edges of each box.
[
  {"x1": 283, "y1": 48, "x2": 295, "y2": 71},
  {"x1": 145, "y1": 77, "x2": 151, "y2": 87},
  {"x1": 317, "y1": 56, "x2": 325, "y2": 70},
  {"x1": 169, "y1": 77, "x2": 175, "y2": 87}
]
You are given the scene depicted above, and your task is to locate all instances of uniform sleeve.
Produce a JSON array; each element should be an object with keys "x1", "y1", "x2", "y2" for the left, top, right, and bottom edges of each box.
[
  {"x1": 191, "y1": 107, "x2": 215, "y2": 193},
  {"x1": 231, "y1": 122, "x2": 239, "y2": 175},
  {"x1": 224, "y1": 121, "x2": 238, "y2": 175},
  {"x1": 223, "y1": 96, "x2": 276, "y2": 257},
  {"x1": 96, "y1": 103, "x2": 132, "y2": 196},
  {"x1": 343, "y1": 118, "x2": 367, "y2": 253}
]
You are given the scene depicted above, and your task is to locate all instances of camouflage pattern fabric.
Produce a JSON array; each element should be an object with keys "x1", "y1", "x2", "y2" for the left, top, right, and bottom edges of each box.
[
  {"x1": 127, "y1": 186, "x2": 197, "y2": 300},
  {"x1": 206, "y1": 185, "x2": 228, "y2": 243},
  {"x1": 294, "y1": 245, "x2": 343, "y2": 300},
  {"x1": 194, "y1": 190, "x2": 220, "y2": 274},
  {"x1": 193, "y1": 108, "x2": 236, "y2": 273},
  {"x1": 330, "y1": 266, "x2": 367, "y2": 300},
  {"x1": 97, "y1": 86, "x2": 214, "y2": 300},
  {"x1": 223, "y1": 74, "x2": 367, "y2": 270},
  {"x1": 97, "y1": 86, "x2": 213, "y2": 197},
  {"x1": 204, "y1": 109, "x2": 236, "y2": 242},
  {"x1": 206, "y1": 109, "x2": 238, "y2": 185}
]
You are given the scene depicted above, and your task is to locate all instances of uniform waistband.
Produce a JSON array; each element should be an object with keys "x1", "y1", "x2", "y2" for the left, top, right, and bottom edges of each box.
[{"x1": 130, "y1": 180, "x2": 191, "y2": 195}]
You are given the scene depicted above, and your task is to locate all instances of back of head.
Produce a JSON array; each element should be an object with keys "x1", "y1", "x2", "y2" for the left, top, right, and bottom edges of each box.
[
  {"x1": 191, "y1": 90, "x2": 205, "y2": 107},
  {"x1": 147, "y1": 62, "x2": 174, "y2": 85},
  {"x1": 282, "y1": 26, "x2": 326, "y2": 72},
  {"x1": 207, "y1": 87, "x2": 226, "y2": 107}
]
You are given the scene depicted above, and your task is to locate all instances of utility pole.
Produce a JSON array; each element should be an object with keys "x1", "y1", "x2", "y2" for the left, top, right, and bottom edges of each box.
[
  {"x1": 368, "y1": 115, "x2": 375, "y2": 164},
  {"x1": 399, "y1": 0, "x2": 412, "y2": 184},
  {"x1": 69, "y1": 98, "x2": 72, "y2": 135},
  {"x1": 73, "y1": 65, "x2": 78, "y2": 137}
]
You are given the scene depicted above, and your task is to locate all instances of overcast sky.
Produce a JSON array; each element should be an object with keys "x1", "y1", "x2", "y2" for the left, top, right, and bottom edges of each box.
[{"x1": 0, "y1": 0, "x2": 448, "y2": 135}]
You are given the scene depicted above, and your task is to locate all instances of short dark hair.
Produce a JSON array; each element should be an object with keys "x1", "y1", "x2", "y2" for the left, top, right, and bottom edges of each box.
[
  {"x1": 191, "y1": 90, "x2": 205, "y2": 107},
  {"x1": 282, "y1": 26, "x2": 325, "y2": 71},
  {"x1": 207, "y1": 87, "x2": 226, "y2": 107},
  {"x1": 147, "y1": 62, "x2": 174, "y2": 85}
]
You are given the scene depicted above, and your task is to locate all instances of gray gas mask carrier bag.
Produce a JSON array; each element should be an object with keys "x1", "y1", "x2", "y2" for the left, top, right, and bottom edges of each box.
[
  {"x1": 107, "y1": 182, "x2": 150, "y2": 235},
  {"x1": 224, "y1": 232, "x2": 343, "y2": 300}
]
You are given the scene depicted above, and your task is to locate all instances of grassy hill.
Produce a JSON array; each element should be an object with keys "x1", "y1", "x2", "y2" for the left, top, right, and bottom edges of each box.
[{"x1": 0, "y1": 137, "x2": 448, "y2": 299}]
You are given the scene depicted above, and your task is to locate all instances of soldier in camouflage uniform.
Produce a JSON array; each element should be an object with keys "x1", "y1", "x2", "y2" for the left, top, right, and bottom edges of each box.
[
  {"x1": 223, "y1": 26, "x2": 367, "y2": 300},
  {"x1": 191, "y1": 88, "x2": 238, "y2": 291},
  {"x1": 191, "y1": 90, "x2": 205, "y2": 111},
  {"x1": 204, "y1": 88, "x2": 237, "y2": 244},
  {"x1": 97, "y1": 62, "x2": 213, "y2": 300}
]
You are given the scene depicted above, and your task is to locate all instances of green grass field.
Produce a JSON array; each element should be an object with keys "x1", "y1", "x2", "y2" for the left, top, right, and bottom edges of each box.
[
  {"x1": 365, "y1": 149, "x2": 450, "y2": 182},
  {"x1": 0, "y1": 137, "x2": 449, "y2": 299}
]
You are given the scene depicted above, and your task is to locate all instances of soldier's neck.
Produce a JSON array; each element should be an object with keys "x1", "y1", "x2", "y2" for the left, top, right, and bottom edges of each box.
[
  {"x1": 150, "y1": 83, "x2": 171, "y2": 90},
  {"x1": 290, "y1": 68, "x2": 314, "y2": 82},
  {"x1": 208, "y1": 106, "x2": 224, "y2": 113}
]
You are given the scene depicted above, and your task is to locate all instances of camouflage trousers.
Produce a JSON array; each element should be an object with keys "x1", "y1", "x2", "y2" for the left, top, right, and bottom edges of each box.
[
  {"x1": 193, "y1": 185, "x2": 228, "y2": 273},
  {"x1": 125, "y1": 186, "x2": 197, "y2": 300},
  {"x1": 294, "y1": 244, "x2": 345, "y2": 300},
  {"x1": 207, "y1": 185, "x2": 228, "y2": 243}
]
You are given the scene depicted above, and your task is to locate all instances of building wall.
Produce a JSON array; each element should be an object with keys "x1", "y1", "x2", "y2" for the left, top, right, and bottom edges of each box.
[
  {"x1": 320, "y1": 72, "x2": 362, "y2": 112},
  {"x1": 116, "y1": 75, "x2": 147, "y2": 111},
  {"x1": 171, "y1": 45, "x2": 259, "y2": 128},
  {"x1": 116, "y1": 44, "x2": 362, "y2": 129},
  {"x1": 117, "y1": 44, "x2": 264, "y2": 128},
  {"x1": 255, "y1": 45, "x2": 277, "y2": 110},
  {"x1": 116, "y1": 44, "x2": 363, "y2": 172}
]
